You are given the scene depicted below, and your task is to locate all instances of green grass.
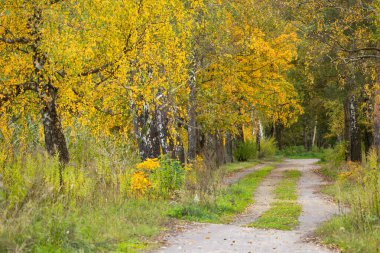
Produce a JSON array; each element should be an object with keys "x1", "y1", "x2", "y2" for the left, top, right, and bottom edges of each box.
[
  {"x1": 249, "y1": 202, "x2": 302, "y2": 230},
  {"x1": 249, "y1": 169, "x2": 302, "y2": 230},
  {"x1": 283, "y1": 152, "x2": 326, "y2": 159},
  {"x1": 277, "y1": 146, "x2": 330, "y2": 160},
  {"x1": 222, "y1": 160, "x2": 259, "y2": 174},
  {"x1": 168, "y1": 165, "x2": 274, "y2": 223},
  {"x1": 316, "y1": 215, "x2": 380, "y2": 253},
  {"x1": 274, "y1": 170, "x2": 301, "y2": 200},
  {"x1": 318, "y1": 164, "x2": 340, "y2": 181},
  {"x1": 0, "y1": 198, "x2": 170, "y2": 253}
]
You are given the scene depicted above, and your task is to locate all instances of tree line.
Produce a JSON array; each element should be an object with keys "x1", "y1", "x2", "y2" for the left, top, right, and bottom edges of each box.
[{"x1": 0, "y1": 0, "x2": 379, "y2": 164}]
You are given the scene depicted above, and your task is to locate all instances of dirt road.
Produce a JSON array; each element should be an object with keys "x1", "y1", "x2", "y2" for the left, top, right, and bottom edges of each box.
[{"x1": 154, "y1": 159, "x2": 340, "y2": 253}]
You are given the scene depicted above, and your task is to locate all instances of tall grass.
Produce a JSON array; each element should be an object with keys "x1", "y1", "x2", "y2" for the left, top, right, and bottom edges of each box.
[
  {"x1": 317, "y1": 146, "x2": 380, "y2": 253},
  {"x1": 0, "y1": 124, "x2": 174, "y2": 252}
]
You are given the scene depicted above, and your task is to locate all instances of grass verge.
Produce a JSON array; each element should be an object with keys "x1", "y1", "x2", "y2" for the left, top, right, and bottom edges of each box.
[
  {"x1": 249, "y1": 169, "x2": 302, "y2": 230},
  {"x1": 0, "y1": 198, "x2": 170, "y2": 253},
  {"x1": 316, "y1": 215, "x2": 380, "y2": 253},
  {"x1": 168, "y1": 165, "x2": 274, "y2": 223},
  {"x1": 316, "y1": 149, "x2": 380, "y2": 253},
  {"x1": 221, "y1": 160, "x2": 259, "y2": 174}
]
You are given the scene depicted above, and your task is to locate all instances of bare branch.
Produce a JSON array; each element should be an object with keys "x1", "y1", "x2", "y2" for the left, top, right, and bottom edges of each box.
[{"x1": 342, "y1": 47, "x2": 380, "y2": 53}]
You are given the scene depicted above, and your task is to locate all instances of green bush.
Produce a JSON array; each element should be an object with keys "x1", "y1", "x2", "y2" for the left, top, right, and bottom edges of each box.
[
  {"x1": 282, "y1": 146, "x2": 306, "y2": 156},
  {"x1": 259, "y1": 138, "x2": 277, "y2": 159},
  {"x1": 233, "y1": 141, "x2": 257, "y2": 161},
  {"x1": 326, "y1": 142, "x2": 346, "y2": 167},
  {"x1": 152, "y1": 155, "x2": 185, "y2": 197}
]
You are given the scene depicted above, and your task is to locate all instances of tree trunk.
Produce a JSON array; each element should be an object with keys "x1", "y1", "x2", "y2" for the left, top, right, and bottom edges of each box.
[
  {"x1": 312, "y1": 120, "x2": 317, "y2": 147},
  {"x1": 41, "y1": 93, "x2": 69, "y2": 165},
  {"x1": 275, "y1": 122, "x2": 283, "y2": 150},
  {"x1": 215, "y1": 133, "x2": 225, "y2": 167},
  {"x1": 363, "y1": 127, "x2": 373, "y2": 156},
  {"x1": 225, "y1": 132, "x2": 233, "y2": 163},
  {"x1": 303, "y1": 125, "x2": 308, "y2": 151},
  {"x1": 348, "y1": 95, "x2": 362, "y2": 162},
  {"x1": 374, "y1": 40, "x2": 380, "y2": 160},
  {"x1": 187, "y1": 62, "x2": 197, "y2": 161},
  {"x1": 256, "y1": 123, "x2": 261, "y2": 153},
  {"x1": 133, "y1": 103, "x2": 161, "y2": 160},
  {"x1": 236, "y1": 125, "x2": 244, "y2": 144},
  {"x1": 156, "y1": 103, "x2": 169, "y2": 155},
  {"x1": 344, "y1": 98, "x2": 351, "y2": 161},
  {"x1": 172, "y1": 133, "x2": 185, "y2": 164}
]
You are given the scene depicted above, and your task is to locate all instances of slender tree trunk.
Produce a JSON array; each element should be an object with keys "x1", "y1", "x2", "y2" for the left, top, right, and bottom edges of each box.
[
  {"x1": 149, "y1": 111, "x2": 161, "y2": 157},
  {"x1": 156, "y1": 104, "x2": 168, "y2": 155},
  {"x1": 312, "y1": 120, "x2": 317, "y2": 147},
  {"x1": 215, "y1": 132, "x2": 225, "y2": 167},
  {"x1": 236, "y1": 125, "x2": 244, "y2": 144},
  {"x1": 303, "y1": 125, "x2": 308, "y2": 150},
  {"x1": 170, "y1": 133, "x2": 185, "y2": 164},
  {"x1": 374, "y1": 40, "x2": 380, "y2": 160},
  {"x1": 30, "y1": 7, "x2": 69, "y2": 165},
  {"x1": 41, "y1": 91, "x2": 69, "y2": 165},
  {"x1": 256, "y1": 122, "x2": 261, "y2": 153},
  {"x1": 133, "y1": 103, "x2": 161, "y2": 160},
  {"x1": 275, "y1": 122, "x2": 283, "y2": 150},
  {"x1": 187, "y1": 61, "x2": 197, "y2": 161},
  {"x1": 225, "y1": 132, "x2": 233, "y2": 163},
  {"x1": 347, "y1": 95, "x2": 362, "y2": 162},
  {"x1": 364, "y1": 127, "x2": 373, "y2": 156},
  {"x1": 344, "y1": 98, "x2": 351, "y2": 161},
  {"x1": 362, "y1": 87, "x2": 373, "y2": 156}
]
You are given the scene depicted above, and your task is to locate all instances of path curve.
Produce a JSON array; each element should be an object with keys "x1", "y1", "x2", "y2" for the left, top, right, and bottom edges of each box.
[{"x1": 154, "y1": 159, "x2": 340, "y2": 253}]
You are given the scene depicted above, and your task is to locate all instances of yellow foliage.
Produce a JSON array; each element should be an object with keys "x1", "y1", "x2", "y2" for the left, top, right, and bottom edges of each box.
[
  {"x1": 130, "y1": 171, "x2": 152, "y2": 197},
  {"x1": 136, "y1": 158, "x2": 160, "y2": 171}
]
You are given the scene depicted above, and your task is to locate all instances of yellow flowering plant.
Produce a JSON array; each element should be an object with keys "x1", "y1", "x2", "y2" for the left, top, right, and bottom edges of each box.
[
  {"x1": 130, "y1": 171, "x2": 152, "y2": 197},
  {"x1": 136, "y1": 158, "x2": 160, "y2": 171}
]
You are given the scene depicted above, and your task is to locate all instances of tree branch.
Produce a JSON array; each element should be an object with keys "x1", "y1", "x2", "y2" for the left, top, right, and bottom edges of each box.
[
  {"x1": 0, "y1": 81, "x2": 37, "y2": 107},
  {"x1": 0, "y1": 35, "x2": 31, "y2": 44}
]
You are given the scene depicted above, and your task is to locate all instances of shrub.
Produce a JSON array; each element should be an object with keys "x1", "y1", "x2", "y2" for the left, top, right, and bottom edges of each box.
[
  {"x1": 151, "y1": 156, "x2": 185, "y2": 198},
  {"x1": 282, "y1": 146, "x2": 305, "y2": 156},
  {"x1": 259, "y1": 138, "x2": 277, "y2": 159},
  {"x1": 233, "y1": 141, "x2": 257, "y2": 161}
]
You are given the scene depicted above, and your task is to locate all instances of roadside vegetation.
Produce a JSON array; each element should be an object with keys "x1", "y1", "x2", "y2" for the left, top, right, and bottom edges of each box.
[
  {"x1": 0, "y1": 129, "x2": 277, "y2": 252},
  {"x1": 169, "y1": 165, "x2": 274, "y2": 223},
  {"x1": 0, "y1": 0, "x2": 379, "y2": 251},
  {"x1": 222, "y1": 160, "x2": 259, "y2": 174},
  {"x1": 277, "y1": 146, "x2": 330, "y2": 160},
  {"x1": 317, "y1": 145, "x2": 380, "y2": 253},
  {"x1": 249, "y1": 170, "x2": 302, "y2": 230}
]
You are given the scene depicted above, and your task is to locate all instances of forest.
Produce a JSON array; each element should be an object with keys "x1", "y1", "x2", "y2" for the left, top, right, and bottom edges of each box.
[{"x1": 0, "y1": 0, "x2": 379, "y2": 252}]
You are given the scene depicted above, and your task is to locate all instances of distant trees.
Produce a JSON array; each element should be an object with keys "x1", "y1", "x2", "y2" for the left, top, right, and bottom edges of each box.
[{"x1": 280, "y1": 0, "x2": 379, "y2": 161}]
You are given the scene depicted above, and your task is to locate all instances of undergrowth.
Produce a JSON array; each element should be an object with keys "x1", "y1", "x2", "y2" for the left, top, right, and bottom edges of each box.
[
  {"x1": 317, "y1": 145, "x2": 380, "y2": 253},
  {"x1": 168, "y1": 165, "x2": 274, "y2": 223}
]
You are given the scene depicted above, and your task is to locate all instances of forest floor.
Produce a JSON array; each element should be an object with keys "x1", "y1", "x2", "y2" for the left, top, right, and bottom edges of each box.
[{"x1": 153, "y1": 159, "x2": 341, "y2": 253}]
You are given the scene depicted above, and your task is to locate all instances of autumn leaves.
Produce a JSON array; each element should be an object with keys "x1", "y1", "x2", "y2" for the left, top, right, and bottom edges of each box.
[{"x1": 0, "y1": 0, "x2": 302, "y2": 163}]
